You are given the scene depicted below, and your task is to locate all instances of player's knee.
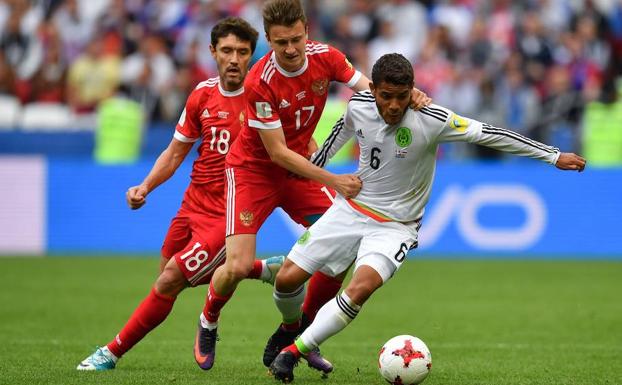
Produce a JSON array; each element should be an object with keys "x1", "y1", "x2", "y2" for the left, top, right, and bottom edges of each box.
[
  {"x1": 344, "y1": 281, "x2": 377, "y2": 306},
  {"x1": 223, "y1": 258, "x2": 253, "y2": 281},
  {"x1": 274, "y1": 273, "x2": 299, "y2": 293},
  {"x1": 155, "y1": 265, "x2": 186, "y2": 296},
  {"x1": 274, "y1": 261, "x2": 308, "y2": 292}
]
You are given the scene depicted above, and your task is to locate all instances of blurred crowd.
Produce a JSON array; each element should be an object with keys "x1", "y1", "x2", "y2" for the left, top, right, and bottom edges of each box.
[{"x1": 1, "y1": 0, "x2": 621, "y2": 159}]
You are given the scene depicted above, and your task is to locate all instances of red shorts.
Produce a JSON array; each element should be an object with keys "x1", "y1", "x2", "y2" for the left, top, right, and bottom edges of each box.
[
  {"x1": 224, "y1": 166, "x2": 334, "y2": 235},
  {"x1": 161, "y1": 183, "x2": 226, "y2": 286}
]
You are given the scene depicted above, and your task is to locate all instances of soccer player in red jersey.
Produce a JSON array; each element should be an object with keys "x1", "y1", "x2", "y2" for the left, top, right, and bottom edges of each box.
[
  {"x1": 199, "y1": 0, "x2": 431, "y2": 375},
  {"x1": 76, "y1": 17, "x2": 283, "y2": 371}
]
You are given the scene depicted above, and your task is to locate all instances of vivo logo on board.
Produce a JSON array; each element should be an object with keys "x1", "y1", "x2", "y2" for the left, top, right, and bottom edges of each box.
[{"x1": 419, "y1": 184, "x2": 547, "y2": 250}]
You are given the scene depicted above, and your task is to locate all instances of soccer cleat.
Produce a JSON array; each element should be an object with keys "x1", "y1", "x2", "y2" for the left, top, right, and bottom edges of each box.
[
  {"x1": 194, "y1": 322, "x2": 218, "y2": 370},
  {"x1": 76, "y1": 346, "x2": 117, "y2": 371},
  {"x1": 263, "y1": 255, "x2": 285, "y2": 285},
  {"x1": 269, "y1": 350, "x2": 298, "y2": 383},
  {"x1": 298, "y1": 313, "x2": 333, "y2": 374},
  {"x1": 303, "y1": 348, "x2": 333, "y2": 374},
  {"x1": 263, "y1": 324, "x2": 299, "y2": 367}
]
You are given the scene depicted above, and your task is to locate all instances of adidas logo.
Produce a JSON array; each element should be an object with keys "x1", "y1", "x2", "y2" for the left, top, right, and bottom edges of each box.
[
  {"x1": 279, "y1": 99, "x2": 291, "y2": 109},
  {"x1": 202, "y1": 109, "x2": 210, "y2": 117}
]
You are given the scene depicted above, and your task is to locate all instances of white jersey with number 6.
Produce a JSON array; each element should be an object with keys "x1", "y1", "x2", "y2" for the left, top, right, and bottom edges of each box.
[{"x1": 311, "y1": 91, "x2": 561, "y2": 223}]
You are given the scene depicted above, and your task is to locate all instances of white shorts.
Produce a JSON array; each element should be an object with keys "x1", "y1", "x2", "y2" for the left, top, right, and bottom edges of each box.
[{"x1": 288, "y1": 196, "x2": 419, "y2": 283}]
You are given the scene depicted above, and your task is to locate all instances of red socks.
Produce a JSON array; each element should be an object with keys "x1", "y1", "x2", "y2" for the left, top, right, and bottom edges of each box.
[
  {"x1": 202, "y1": 281, "x2": 233, "y2": 323},
  {"x1": 302, "y1": 271, "x2": 343, "y2": 321},
  {"x1": 107, "y1": 287, "x2": 176, "y2": 358},
  {"x1": 247, "y1": 259, "x2": 263, "y2": 280},
  {"x1": 283, "y1": 343, "x2": 302, "y2": 358}
]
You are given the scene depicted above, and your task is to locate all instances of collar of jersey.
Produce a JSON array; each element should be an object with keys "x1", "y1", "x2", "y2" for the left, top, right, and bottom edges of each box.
[
  {"x1": 218, "y1": 82, "x2": 244, "y2": 97},
  {"x1": 271, "y1": 51, "x2": 308, "y2": 77}
]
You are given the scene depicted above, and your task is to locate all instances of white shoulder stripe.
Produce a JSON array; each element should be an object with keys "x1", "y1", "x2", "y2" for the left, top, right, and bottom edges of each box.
[
  {"x1": 306, "y1": 42, "x2": 328, "y2": 50},
  {"x1": 265, "y1": 66, "x2": 277, "y2": 83},
  {"x1": 306, "y1": 48, "x2": 329, "y2": 56},
  {"x1": 261, "y1": 60, "x2": 275, "y2": 81},
  {"x1": 196, "y1": 77, "x2": 219, "y2": 89}
]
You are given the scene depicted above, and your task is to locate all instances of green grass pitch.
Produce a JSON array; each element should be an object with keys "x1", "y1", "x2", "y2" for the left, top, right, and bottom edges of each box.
[{"x1": 0, "y1": 257, "x2": 620, "y2": 385}]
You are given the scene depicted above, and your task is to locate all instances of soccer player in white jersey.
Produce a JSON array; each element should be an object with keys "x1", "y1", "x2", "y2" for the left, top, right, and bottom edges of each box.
[{"x1": 267, "y1": 53, "x2": 586, "y2": 382}]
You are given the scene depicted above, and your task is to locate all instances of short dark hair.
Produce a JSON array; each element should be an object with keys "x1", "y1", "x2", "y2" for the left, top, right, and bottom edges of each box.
[
  {"x1": 211, "y1": 17, "x2": 259, "y2": 54},
  {"x1": 371, "y1": 53, "x2": 414, "y2": 87},
  {"x1": 262, "y1": 0, "x2": 307, "y2": 35}
]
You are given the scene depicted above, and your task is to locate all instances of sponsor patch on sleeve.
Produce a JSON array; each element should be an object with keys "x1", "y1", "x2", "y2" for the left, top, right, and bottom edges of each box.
[
  {"x1": 255, "y1": 102, "x2": 273, "y2": 119},
  {"x1": 449, "y1": 113, "x2": 471, "y2": 132}
]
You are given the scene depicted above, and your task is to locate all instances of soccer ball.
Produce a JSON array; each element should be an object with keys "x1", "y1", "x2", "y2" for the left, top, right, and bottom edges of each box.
[{"x1": 378, "y1": 335, "x2": 432, "y2": 385}]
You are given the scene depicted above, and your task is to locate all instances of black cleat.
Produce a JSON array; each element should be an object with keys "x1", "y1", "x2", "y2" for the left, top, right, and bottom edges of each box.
[
  {"x1": 263, "y1": 325, "x2": 298, "y2": 367},
  {"x1": 194, "y1": 323, "x2": 218, "y2": 370},
  {"x1": 269, "y1": 351, "x2": 298, "y2": 383}
]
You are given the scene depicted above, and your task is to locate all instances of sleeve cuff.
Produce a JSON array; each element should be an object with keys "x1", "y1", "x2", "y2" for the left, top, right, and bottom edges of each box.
[
  {"x1": 174, "y1": 130, "x2": 199, "y2": 143},
  {"x1": 549, "y1": 151, "x2": 561, "y2": 165},
  {"x1": 248, "y1": 119, "x2": 282, "y2": 130},
  {"x1": 346, "y1": 70, "x2": 363, "y2": 88}
]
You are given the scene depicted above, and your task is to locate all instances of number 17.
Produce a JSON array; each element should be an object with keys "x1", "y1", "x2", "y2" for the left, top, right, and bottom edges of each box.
[{"x1": 295, "y1": 106, "x2": 315, "y2": 130}]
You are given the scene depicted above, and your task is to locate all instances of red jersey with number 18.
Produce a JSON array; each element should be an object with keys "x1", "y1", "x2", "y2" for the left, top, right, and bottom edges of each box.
[
  {"x1": 174, "y1": 77, "x2": 245, "y2": 189},
  {"x1": 226, "y1": 41, "x2": 361, "y2": 170}
]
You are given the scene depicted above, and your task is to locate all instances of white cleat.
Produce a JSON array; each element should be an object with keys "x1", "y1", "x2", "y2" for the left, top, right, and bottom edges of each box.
[
  {"x1": 263, "y1": 255, "x2": 286, "y2": 285},
  {"x1": 77, "y1": 346, "x2": 117, "y2": 371}
]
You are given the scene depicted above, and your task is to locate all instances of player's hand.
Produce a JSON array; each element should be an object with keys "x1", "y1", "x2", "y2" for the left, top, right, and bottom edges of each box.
[
  {"x1": 307, "y1": 137, "x2": 319, "y2": 159},
  {"x1": 409, "y1": 87, "x2": 432, "y2": 110},
  {"x1": 555, "y1": 153, "x2": 586, "y2": 172},
  {"x1": 331, "y1": 174, "x2": 362, "y2": 199},
  {"x1": 126, "y1": 185, "x2": 149, "y2": 210}
]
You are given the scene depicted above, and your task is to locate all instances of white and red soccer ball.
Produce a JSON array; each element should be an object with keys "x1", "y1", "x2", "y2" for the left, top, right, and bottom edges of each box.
[{"x1": 378, "y1": 335, "x2": 432, "y2": 385}]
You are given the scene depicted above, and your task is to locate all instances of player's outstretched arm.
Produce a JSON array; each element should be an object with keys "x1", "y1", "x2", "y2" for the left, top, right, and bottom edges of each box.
[
  {"x1": 258, "y1": 127, "x2": 362, "y2": 198},
  {"x1": 555, "y1": 153, "x2": 586, "y2": 172},
  {"x1": 126, "y1": 138, "x2": 193, "y2": 210}
]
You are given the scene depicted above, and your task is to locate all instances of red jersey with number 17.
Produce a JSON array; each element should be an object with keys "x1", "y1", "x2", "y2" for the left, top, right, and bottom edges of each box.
[
  {"x1": 174, "y1": 77, "x2": 245, "y2": 191},
  {"x1": 226, "y1": 41, "x2": 361, "y2": 170}
]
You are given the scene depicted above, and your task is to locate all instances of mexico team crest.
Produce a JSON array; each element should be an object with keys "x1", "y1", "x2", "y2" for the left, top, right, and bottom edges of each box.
[
  {"x1": 240, "y1": 210, "x2": 254, "y2": 227},
  {"x1": 395, "y1": 127, "x2": 412, "y2": 147},
  {"x1": 312, "y1": 79, "x2": 329, "y2": 95},
  {"x1": 297, "y1": 230, "x2": 311, "y2": 245}
]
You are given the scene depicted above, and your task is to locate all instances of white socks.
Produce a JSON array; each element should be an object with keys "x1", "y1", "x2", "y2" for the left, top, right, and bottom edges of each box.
[
  {"x1": 273, "y1": 285, "x2": 306, "y2": 324},
  {"x1": 299, "y1": 292, "x2": 361, "y2": 351},
  {"x1": 200, "y1": 312, "x2": 218, "y2": 331}
]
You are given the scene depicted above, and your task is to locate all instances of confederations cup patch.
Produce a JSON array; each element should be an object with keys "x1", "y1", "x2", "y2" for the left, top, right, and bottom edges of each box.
[
  {"x1": 395, "y1": 127, "x2": 412, "y2": 147},
  {"x1": 239, "y1": 210, "x2": 254, "y2": 227},
  {"x1": 312, "y1": 79, "x2": 329, "y2": 95},
  {"x1": 449, "y1": 113, "x2": 470, "y2": 132}
]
